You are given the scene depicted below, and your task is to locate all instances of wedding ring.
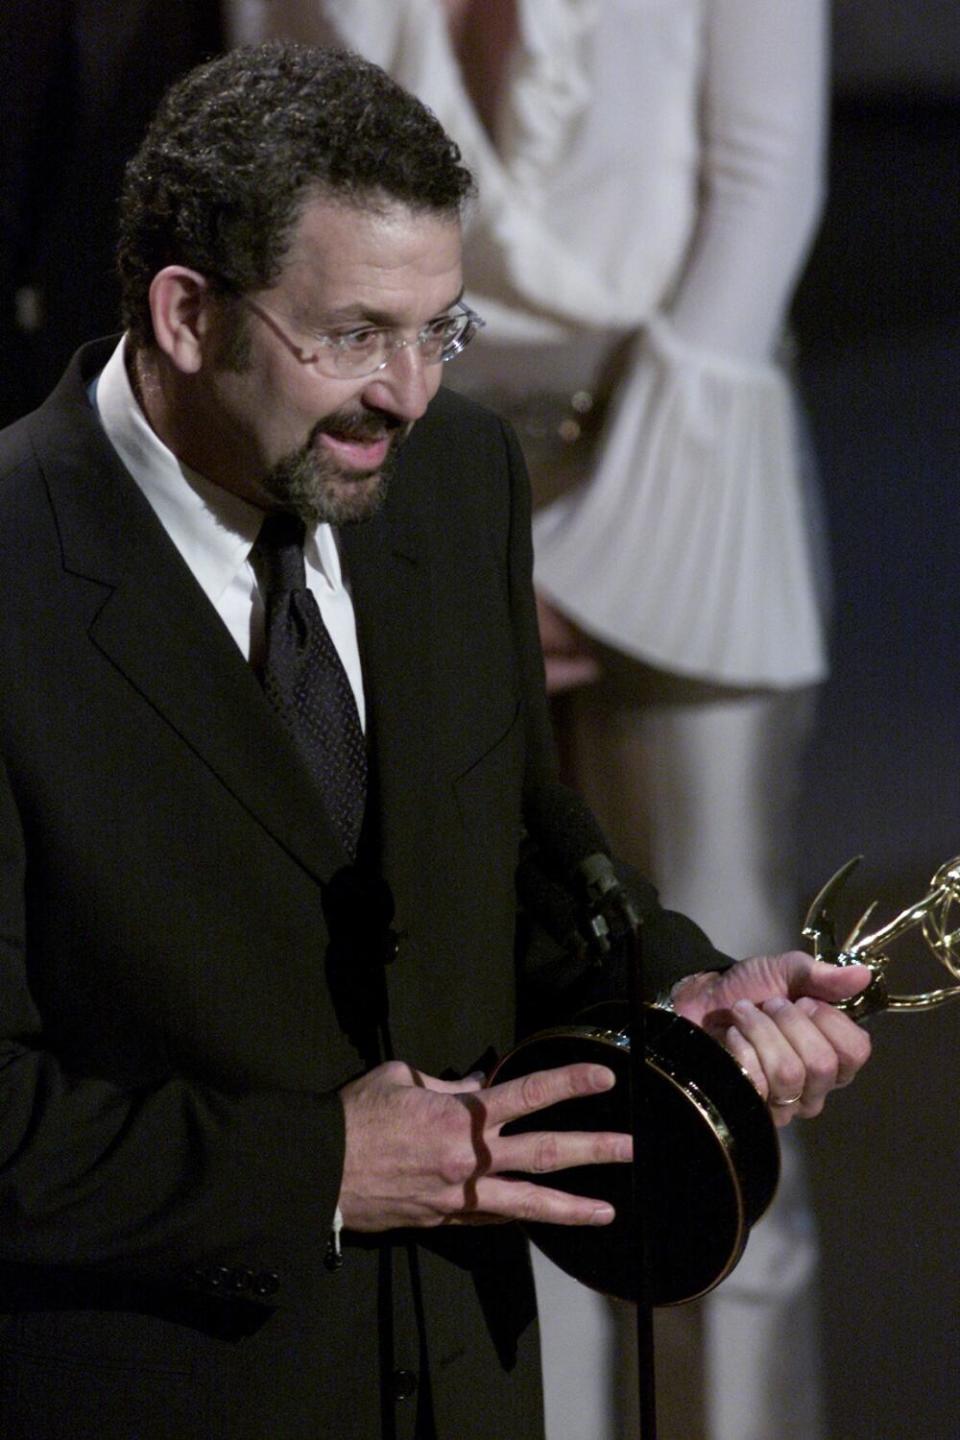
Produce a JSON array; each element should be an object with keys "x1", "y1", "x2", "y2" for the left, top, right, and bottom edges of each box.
[{"x1": 771, "y1": 1091, "x2": 804, "y2": 1107}]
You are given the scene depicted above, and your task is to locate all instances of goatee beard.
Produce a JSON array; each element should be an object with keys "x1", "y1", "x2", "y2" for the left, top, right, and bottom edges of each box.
[{"x1": 261, "y1": 409, "x2": 405, "y2": 527}]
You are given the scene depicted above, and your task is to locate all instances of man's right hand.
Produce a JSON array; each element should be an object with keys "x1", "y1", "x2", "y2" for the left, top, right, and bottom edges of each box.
[{"x1": 337, "y1": 1059, "x2": 631, "y2": 1232}]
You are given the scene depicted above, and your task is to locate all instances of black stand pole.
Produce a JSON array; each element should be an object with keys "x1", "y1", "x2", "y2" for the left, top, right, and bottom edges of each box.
[
  {"x1": 579, "y1": 859, "x2": 658, "y2": 1438},
  {"x1": 520, "y1": 785, "x2": 660, "y2": 1434},
  {"x1": 626, "y1": 920, "x2": 657, "y2": 1438}
]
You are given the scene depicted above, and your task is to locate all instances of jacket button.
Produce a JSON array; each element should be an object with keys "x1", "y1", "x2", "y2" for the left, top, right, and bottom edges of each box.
[{"x1": 391, "y1": 1369, "x2": 418, "y2": 1403}]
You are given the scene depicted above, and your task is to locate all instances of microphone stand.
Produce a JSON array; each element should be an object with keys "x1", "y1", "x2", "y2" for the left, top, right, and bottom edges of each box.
[
  {"x1": 580, "y1": 863, "x2": 657, "y2": 1439},
  {"x1": 520, "y1": 787, "x2": 658, "y2": 1435},
  {"x1": 626, "y1": 914, "x2": 657, "y2": 1438}
]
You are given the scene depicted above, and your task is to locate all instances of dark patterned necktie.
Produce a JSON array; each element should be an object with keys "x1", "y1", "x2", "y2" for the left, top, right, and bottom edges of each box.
[{"x1": 252, "y1": 512, "x2": 367, "y2": 857}]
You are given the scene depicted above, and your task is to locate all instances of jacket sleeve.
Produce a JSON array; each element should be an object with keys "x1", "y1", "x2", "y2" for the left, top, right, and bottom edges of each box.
[
  {"x1": 498, "y1": 415, "x2": 732, "y2": 1031},
  {"x1": 515, "y1": 855, "x2": 732, "y2": 1038}
]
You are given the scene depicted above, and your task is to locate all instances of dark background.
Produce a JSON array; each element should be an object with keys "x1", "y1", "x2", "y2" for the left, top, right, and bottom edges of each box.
[
  {"x1": 793, "y1": 3, "x2": 960, "y2": 1436},
  {"x1": 1, "y1": 3, "x2": 958, "y2": 1434}
]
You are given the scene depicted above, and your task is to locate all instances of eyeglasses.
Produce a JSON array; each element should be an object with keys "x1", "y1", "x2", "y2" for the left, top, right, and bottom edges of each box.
[{"x1": 241, "y1": 296, "x2": 486, "y2": 379}]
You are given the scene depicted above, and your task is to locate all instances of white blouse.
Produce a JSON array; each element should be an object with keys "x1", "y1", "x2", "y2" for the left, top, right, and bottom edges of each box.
[{"x1": 227, "y1": 0, "x2": 829, "y2": 686}]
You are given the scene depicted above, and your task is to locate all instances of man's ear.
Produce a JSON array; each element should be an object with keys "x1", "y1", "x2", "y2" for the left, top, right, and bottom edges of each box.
[{"x1": 148, "y1": 267, "x2": 213, "y2": 373}]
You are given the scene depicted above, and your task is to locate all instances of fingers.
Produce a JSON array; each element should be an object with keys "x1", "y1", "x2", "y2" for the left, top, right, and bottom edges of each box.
[
  {"x1": 444, "y1": 1125, "x2": 630, "y2": 1228},
  {"x1": 715, "y1": 995, "x2": 870, "y2": 1128},
  {"x1": 418, "y1": 1070, "x2": 486, "y2": 1095},
  {"x1": 469, "y1": 1065, "x2": 631, "y2": 1221},
  {"x1": 340, "y1": 1060, "x2": 631, "y2": 1231},
  {"x1": 795, "y1": 995, "x2": 872, "y2": 1087},
  {"x1": 682, "y1": 952, "x2": 875, "y2": 1028},
  {"x1": 719, "y1": 1023, "x2": 770, "y2": 1103},
  {"x1": 482, "y1": 1062, "x2": 617, "y2": 1129},
  {"x1": 496, "y1": 1125, "x2": 632, "y2": 1178},
  {"x1": 797, "y1": 959, "x2": 874, "y2": 1004},
  {"x1": 458, "y1": 1175, "x2": 618, "y2": 1228}
]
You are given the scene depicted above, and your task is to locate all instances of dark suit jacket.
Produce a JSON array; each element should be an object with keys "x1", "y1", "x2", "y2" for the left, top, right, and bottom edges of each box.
[{"x1": 0, "y1": 341, "x2": 718, "y2": 1439}]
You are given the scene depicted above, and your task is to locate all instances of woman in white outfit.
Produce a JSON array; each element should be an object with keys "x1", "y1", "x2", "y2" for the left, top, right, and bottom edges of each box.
[{"x1": 227, "y1": 3, "x2": 831, "y2": 1436}]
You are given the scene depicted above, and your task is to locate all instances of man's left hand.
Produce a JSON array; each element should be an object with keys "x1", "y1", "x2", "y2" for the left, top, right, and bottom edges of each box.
[{"x1": 670, "y1": 953, "x2": 873, "y2": 1128}]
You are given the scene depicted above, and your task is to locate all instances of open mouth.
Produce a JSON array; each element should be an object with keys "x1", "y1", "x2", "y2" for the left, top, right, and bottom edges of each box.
[
  {"x1": 311, "y1": 405, "x2": 409, "y2": 475},
  {"x1": 317, "y1": 429, "x2": 393, "y2": 473}
]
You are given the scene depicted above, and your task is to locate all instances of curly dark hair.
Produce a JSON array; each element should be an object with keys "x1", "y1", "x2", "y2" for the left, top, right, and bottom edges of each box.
[{"x1": 117, "y1": 41, "x2": 475, "y2": 346}]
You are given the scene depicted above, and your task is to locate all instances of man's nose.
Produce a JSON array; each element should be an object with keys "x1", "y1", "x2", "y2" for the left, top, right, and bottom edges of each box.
[{"x1": 362, "y1": 342, "x2": 435, "y2": 423}]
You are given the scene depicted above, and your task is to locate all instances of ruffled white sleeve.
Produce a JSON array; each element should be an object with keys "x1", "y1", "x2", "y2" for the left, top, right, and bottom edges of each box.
[{"x1": 534, "y1": 0, "x2": 830, "y2": 687}]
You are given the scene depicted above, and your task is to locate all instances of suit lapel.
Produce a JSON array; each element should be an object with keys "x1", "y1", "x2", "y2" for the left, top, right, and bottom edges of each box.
[
  {"x1": 89, "y1": 550, "x2": 351, "y2": 883},
  {"x1": 33, "y1": 345, "x2": 349, "y2": 883}
]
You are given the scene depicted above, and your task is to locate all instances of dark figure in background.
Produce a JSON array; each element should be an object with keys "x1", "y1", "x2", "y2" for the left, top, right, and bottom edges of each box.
[
  {"x1": 0, "y1": 43, "x2": 871, "y2": 1439},
  {"x1": 0, "y1": 0, "x2": 223, "y2": 423}
]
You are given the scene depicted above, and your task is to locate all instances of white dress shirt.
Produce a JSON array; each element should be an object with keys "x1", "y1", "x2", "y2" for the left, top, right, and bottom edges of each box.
[{"x1": 93, "y1": 337, "x2": 366, "y2": 728}]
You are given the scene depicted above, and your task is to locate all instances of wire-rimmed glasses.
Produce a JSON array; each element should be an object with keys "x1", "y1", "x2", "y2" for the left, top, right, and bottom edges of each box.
[{"x1": 242, "y1": 296, "x2": 486, "y2": 379}]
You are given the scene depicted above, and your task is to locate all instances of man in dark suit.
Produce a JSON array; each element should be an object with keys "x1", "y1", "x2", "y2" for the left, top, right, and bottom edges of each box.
[{"x1": 0, "y1": 41, "x2": 872, "y2": 1440}]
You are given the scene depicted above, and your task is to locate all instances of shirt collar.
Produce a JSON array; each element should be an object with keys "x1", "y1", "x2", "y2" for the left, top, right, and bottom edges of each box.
[{"x1": 94, "y1": 336, "x2": 344, "y2": 602}]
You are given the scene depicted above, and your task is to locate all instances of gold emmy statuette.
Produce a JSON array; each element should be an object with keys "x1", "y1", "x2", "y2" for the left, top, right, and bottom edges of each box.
[{"x1": 802, "y1": 855, "x2": 960, "y2": 1019}]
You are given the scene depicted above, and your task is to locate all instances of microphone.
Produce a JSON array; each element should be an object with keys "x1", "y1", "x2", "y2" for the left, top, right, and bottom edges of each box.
[
  {"x1": 516, "y1": 836, "x2": 593, "y2": 962},
  {"x1": 523, "y1": 782, "x2": 640, "y2": 939}
]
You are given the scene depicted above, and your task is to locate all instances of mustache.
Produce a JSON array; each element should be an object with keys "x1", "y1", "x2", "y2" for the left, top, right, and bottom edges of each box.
[{"x1": 310, "y1": 406, "x2": 406, "y2": 445}]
